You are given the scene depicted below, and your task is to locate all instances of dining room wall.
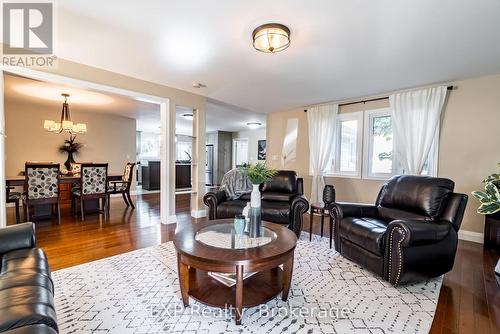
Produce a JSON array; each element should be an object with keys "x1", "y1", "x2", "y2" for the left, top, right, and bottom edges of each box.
[{"x1": 5, "y1": 98, "x2": 136, "y2": 178}]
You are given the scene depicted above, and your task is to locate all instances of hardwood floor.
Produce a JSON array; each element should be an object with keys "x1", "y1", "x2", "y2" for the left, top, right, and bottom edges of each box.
[{"x1": 5, "y1": 194, "x2": 500, "y2": 333}]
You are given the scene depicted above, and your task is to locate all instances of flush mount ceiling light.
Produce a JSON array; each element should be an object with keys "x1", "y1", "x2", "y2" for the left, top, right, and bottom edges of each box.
[
  {"x1": 252, "y1": 23, "x2": 290, "y2": 53},
  {"x1": 192, "y1": 82, "x2": 206, "y2": 88},
  {"x1": 246, "y1": 122, "x2": 262, "y2": 129},
  {"x1": 183, "y1": 113, "x2": 194, "y2": 120}
]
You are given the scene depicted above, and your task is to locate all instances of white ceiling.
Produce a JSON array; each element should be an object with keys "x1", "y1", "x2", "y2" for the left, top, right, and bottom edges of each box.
[
  {"x1": 4, "y1": 73, "x2": 161, "y2": 132},
  {"x1": 4, "y1": 74, "x2": 266, "y2": 135},
  {"x1": 46, "y1": 0, "x2": 500, "y2": 114},
  {"x1": 167, "y1": 101, "x2": 267, "y2": 136}
]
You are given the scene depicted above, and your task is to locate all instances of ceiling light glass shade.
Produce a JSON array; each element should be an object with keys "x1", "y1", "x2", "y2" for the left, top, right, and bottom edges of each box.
[
  {"x1": 62, "y1": 120, "x2": 73, "y2": 130},
  {"x1": 252, "y1": 23, "x2": 290, "y2": 53},
  {"x1": 74, "y1": 123, "x2": 87, "y2": 133},
  {"x1": 43, "y1": 120, "x2": 55, "y2": 129},
  {"x1": 51, "y1": 123, "x2": 61, "y2": 133}
]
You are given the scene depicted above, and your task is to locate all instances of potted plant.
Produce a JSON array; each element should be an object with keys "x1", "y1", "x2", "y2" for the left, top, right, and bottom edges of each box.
[
  {"x1": 472, "y1": 162, "x2": 500, "y2": 252},
  {"x1": 240, "y1": 163, "x2": 278, "y2": 237},
  {"x1": 59, "y1": 135, "x2": 83, "y2": 171},
  {"x1": 472, "y1": 162, "x2": 500, "y2": 215}
]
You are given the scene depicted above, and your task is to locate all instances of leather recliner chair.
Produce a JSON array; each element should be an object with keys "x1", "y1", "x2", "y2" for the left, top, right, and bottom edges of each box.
[
  {"x1": 203, "y1": 170, "x2": 309, "y2": 237},
  {"x1": 330, "y1": 175, "x2": 468, "y2": 286},
  {"x1": 0, "y1": 223, "x2": 58, "y2": 333}
]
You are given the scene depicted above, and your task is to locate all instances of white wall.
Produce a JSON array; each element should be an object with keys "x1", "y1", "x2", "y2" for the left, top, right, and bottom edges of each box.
[{"x1": 233, "y1": 127, "x2": 266, "y2": 164}]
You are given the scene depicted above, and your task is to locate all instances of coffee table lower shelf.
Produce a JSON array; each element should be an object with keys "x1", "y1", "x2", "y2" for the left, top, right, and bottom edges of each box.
[{"x1": 188, "y1": 268, "x2": 284, "y2": 308}]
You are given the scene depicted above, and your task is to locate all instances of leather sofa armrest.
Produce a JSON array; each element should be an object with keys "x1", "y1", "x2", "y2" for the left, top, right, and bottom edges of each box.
[
  {"x1": 329, "y1": 202, "x2": 378, "y2": 252},
  {"x1": 0, "y1": 222, "x2": 36, "y2": 255},
  {"x1": 330, "y1": 202, "x2": 378, "y2": 220},
  {"x1": 385, "y1": 219, "x2": 456, "y2": 285},
  {"x1": 387, "y1": 220, "x2": 452, "y2": 247},
  {"x1": 203, "y1": 190, "x2": 227, "y2": 220},
  {"x1": 289, "y1": 194, "x2": 309, "y2": 237}
]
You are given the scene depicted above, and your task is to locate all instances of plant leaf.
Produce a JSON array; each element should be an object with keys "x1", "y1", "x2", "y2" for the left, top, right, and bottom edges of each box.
[
  {"x1": 477, "y1": 202, "x2": 500, "y2": 214},
  {"x1": 485, "y1": 182, "x2": 500, "y2": 202},
  {"x1": 483, "y1": 173, "x2": 500, "y2": 183},
  {"x1": 471, "y1": 190, "x2": 491, "y2": 202}
]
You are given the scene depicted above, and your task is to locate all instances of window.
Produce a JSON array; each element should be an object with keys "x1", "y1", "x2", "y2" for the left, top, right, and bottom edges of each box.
[
  {"x1": 176, "y1": 136, "x2": 193, "y2": 162},
  {"x1": 363, "y1": 108, "x2": 396, "y2": 179},
  {"x1": 233, "y1": 138, "x2": 249, "y2": 168},
  {"x1": 362, "y1": 108, "x2": 439, "y2": 179},
  {"x1": 137, "y1": 132, "x2": 161, "y2": 160},
  {"x1": 321, "y1": 107, "x2": 439, "y2": 180},
  {"x1": 329, "y1": 112, "x2": 363, "y2": 178}
]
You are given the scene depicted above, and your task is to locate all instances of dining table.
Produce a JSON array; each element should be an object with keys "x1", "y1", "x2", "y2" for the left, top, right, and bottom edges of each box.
[
  {"x1": 6, "y1": 174, "x2": 123, "y2": 220},
  {"x1": 6, "y1": 174, "x2": 123, "y2": 187}
]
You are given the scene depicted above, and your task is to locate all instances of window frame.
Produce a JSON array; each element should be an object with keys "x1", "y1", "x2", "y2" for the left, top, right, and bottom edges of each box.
[
  {"x1": 362, "y1": 108, "x2": 398, "y2": 180},
  {"x1": 232, "y1": 138, "x2": 249, "y2": 168},
  {"x1": 327, "y1": 111, "x2": 363, "y2": 179}
]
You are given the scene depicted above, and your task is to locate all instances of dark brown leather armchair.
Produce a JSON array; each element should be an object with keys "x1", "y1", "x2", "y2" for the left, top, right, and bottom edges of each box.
[
  {"x1": 330, "y1": 175, "x2": 468, "y2": 286},
  {"x1": 203, "y1": 170, "x2": 309, "y2": 237},
  {"x1": 0, "y1": 223, "x2": 58, "y2": 333}
]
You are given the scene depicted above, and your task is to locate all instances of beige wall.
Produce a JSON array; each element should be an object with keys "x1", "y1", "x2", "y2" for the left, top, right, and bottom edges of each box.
[
  {"x1": 5, "y1": 99, "x2": 136, "y2": 177},
  {"x1": 232, "y1": 127, "x2": 267, "y2": 164},
  {"x1": 266, "y1": 73, "x2": 500, "y2": 235}
]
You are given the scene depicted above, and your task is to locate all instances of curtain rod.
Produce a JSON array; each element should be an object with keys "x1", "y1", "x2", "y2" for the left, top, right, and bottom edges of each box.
[{"x1": 304, "y1": 85, "x2": 454, "y2": 112}]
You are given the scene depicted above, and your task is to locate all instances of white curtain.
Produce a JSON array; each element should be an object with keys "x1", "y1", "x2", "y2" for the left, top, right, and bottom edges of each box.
[
  {"x1": 307, "y1": 103, "x2": 338, "y2": 205},
  {"x1": 389, "y1": 86, "x2": 447, "y2": 175}
]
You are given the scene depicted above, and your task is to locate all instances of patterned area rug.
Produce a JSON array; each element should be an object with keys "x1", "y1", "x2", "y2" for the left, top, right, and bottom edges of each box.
[{"x1": 53, "y1": 234, "x2": 442, "y2": 333}]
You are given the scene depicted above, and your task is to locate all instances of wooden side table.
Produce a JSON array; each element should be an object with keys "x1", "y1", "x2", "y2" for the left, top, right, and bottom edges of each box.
[{"x1": 309, "y1": 203, "x2": 333, "y2": 248}]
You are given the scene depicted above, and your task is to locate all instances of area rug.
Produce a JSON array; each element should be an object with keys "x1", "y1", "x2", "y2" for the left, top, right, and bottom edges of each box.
[{"x1": 52, "y1": 234, "x2": 442, "y2": 333}]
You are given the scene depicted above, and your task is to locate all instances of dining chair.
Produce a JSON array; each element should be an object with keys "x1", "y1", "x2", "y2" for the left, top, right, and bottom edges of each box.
[
  {"x1": 107, "y1": 162, "x2": 136, "y2": 209},
  {"x1": 6, "y1": 186, "x2": 21, "y2": 223},
  {"x1": 23, "y1": 163, "x2": 61, "y2": 224},
  {"x1": 72, "y1": 163, "x2": 108, "y2": 221}
]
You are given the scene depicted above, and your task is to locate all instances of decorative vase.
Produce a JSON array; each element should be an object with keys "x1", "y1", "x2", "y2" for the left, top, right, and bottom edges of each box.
[
  {"x1": 242, "y1": 202, "x2": 251, "y2": 232},
  {"x1": 64, "y1": 152, "x2": 75, "y2": 171},
  {"x1": 323, "y1": 185, "x2": 336, "y2": 207},
  {"x1": 249, "y1": 184, "x2": 262, "y2": 238},
  {"x1": 250, "y1": 184, "x2": 261, "y2": 208},
  {"x1": 234, "y1": 215, "x2": 246, "y2": 236}
]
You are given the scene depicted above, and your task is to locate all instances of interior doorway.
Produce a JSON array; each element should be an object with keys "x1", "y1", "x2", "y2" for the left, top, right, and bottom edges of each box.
[
  {"x1": 0, "y1": 67, "x2": 174, "y2": 227},
  {"x1": 175, "y1": 105, "x2": 195, "y2": 219}
]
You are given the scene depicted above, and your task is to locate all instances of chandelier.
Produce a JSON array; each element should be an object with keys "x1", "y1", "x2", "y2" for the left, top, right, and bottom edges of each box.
[
  {"x1": 43, "y1": 93, "x2": 87, "y2": 134},
  {"x1": 252, "y1": 23, "x2": 291, "y2": 53}
]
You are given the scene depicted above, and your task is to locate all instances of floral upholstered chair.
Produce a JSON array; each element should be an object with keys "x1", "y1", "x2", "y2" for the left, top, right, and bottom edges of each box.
[
  {"x1": 107, "y1": 162, "x2": 136, "y2": 209},
  {"x1": 24, "y1": 163, "x2": 61, "y2": 224},
  {"x1": 72, "y1": 163, "x2": 108, "y2": 221}
]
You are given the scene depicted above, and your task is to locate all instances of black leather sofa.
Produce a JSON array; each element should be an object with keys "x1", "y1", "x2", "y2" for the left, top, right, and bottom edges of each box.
[
  {"x1": 203, "y1": 170, "x2": 309, "y2": 237},
  {"x1": 0, "y1": 223, "x2": 58, "y2": 333},
  {"x1": 330, "y1": 175, "x2": 468, "y2": 286}
]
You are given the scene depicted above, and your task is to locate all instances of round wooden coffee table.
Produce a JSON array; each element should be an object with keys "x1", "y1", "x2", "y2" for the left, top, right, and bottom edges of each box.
[{"x1": 173, "y1": 219, "x2": 297, "y2": 325}]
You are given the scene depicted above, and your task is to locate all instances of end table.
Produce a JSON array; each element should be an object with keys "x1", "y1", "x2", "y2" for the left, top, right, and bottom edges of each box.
[{"x1": 309, "y1": 203, "x2": 333, "y2": 248}]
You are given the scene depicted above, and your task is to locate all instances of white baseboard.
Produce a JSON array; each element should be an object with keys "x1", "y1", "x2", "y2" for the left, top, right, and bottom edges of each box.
[
  {"x1": 191, "y1": 209, "x2": 207, "y2": 218},
  {"x1": 458, "y1": 230, "x2": 484, "y2": 244}
]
